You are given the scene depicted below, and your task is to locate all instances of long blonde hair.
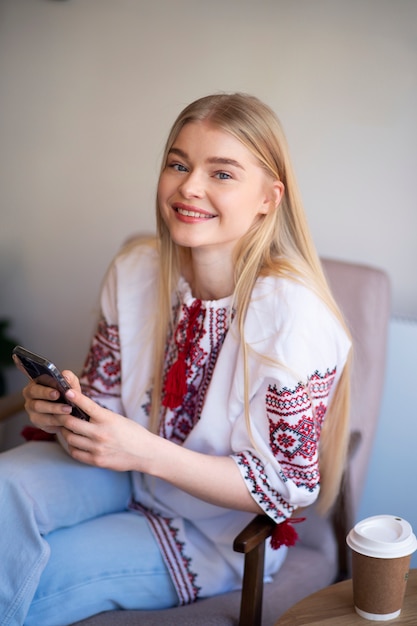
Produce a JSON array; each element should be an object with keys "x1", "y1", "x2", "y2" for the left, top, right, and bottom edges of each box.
[{"x1": 150, "y1": 93, "x2": 351, "y2": 514}]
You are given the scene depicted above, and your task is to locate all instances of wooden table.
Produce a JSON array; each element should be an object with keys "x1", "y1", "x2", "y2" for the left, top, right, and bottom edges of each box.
[{"x1": 276, "y1": 569, "x2": 417, "y2": 625}]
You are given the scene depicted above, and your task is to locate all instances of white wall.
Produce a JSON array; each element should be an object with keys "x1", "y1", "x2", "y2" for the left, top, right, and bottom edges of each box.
[{"x1": 1, "y1": 0, "x2": 416, "y2": 381}]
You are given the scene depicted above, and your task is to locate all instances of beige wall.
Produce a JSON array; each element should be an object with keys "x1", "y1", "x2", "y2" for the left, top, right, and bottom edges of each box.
[{"x1": 1, "y1": 0, "x2": 417, "y2": 390}]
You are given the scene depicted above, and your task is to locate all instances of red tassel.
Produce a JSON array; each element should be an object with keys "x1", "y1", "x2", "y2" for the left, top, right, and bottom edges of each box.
[
  {"x1": 162, "y1": 299, "x2": 203, "y2": 410},
  {"x1": 21, "y1": 426, "x2": 56, "y2": 442},
  {"x1": 270, "y1": 517, "x2": 306, "y2": 550},
  {"x1": 162, "y1": 353, "x2": 188, "y2": 409}
]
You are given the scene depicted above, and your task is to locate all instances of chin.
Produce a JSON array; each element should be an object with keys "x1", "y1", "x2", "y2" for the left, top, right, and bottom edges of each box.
[{"x1": 166, "y1": 227, "x2": 203, "y2": 249}]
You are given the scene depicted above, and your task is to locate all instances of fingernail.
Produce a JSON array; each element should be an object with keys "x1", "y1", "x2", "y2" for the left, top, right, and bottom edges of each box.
[{"x1": 66, "y1": 390, "x2": 75, "y2": 399}]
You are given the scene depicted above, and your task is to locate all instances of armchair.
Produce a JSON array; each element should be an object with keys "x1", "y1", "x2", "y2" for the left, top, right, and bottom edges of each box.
[{"x1": 0, "y1": 258, "x2": 391, "y2": 626}]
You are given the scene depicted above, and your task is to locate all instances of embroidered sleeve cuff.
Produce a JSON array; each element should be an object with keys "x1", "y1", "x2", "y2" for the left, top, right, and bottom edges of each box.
[{"x1": 231, "y1": 450, "x2": 296, "y2": 523}]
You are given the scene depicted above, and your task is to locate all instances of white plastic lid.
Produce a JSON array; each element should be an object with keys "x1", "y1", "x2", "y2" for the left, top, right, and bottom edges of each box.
[{"x1": 346, "y1": 515, "x2": 417, "y2": 559}]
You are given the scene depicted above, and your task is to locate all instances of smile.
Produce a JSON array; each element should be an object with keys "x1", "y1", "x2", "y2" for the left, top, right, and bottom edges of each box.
[{"x1": 175, "y1": 206, "x2": 215, "y2": 219}]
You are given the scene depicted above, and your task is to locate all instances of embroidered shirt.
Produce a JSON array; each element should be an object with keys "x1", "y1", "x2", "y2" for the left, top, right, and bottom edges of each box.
[
  {"x1": 159, "y1": 281, "x2": 233, "y2": 440},
  {"x1": 80, "y1": 241, "x2": 351, "y2": 604}
]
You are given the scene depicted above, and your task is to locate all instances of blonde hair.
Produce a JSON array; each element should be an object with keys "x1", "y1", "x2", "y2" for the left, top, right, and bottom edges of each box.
[{"x1": 150, "y1": 93, "x2": 351, "y2": 515}]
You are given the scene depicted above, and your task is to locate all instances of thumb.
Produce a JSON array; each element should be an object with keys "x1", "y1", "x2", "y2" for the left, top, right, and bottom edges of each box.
[
  {"x1": 62, "y1": 369, "x2": 81, "y2": 392},
  {"x1": 64, "y1": 386, "x2": 106, "y2": 423}
]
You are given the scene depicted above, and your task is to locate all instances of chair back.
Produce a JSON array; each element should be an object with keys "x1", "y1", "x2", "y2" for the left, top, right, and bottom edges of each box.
[{"x1": 322, "y1": 258, "x2": 391, "y2": 520}]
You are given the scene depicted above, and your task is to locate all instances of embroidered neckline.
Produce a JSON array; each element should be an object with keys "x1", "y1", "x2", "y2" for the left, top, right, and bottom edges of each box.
[
  {"x1": 177, "y1": 276, "x2": 233, "y2": 309},
  {"x1": 161, "y1": 278, "x2": 233, "y2": 414}
]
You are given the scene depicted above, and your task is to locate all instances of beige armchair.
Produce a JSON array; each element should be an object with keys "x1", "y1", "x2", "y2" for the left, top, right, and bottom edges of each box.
[{"x1": 0, "y1": 258, "x2": 391, "y2": 626}]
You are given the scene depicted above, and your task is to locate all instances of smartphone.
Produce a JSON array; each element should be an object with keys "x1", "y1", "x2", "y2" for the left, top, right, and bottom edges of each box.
[{"x1": 12, "y1": 345, "x2": 90, "y2": 421}]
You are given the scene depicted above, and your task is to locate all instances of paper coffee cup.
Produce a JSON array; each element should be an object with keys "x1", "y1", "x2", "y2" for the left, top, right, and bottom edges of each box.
[{"x1": 347, "y1": 515, "x2": 417, "y2": 621}]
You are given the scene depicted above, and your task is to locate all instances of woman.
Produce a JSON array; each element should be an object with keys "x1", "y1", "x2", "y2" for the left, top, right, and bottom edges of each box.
[{"x1": 0, "y1": 93, "x2": 351, "y2": 625}]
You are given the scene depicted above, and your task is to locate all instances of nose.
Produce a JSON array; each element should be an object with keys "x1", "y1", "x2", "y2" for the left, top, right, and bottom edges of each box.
[{"x1": 178, "y1": 169, "x2": 204, "y2": 199}]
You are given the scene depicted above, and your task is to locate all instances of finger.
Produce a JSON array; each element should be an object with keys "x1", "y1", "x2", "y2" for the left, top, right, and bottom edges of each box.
[
  {"x1": 62, "y1": 370, "x2": 82, "y2": 392},
  {"x1": 28, "y1": 410, "x2": 67, "y2": 434},
  {"x1": 39, "y1": 398, "x2": 72, "y2": 414},
  {"x1": 23, "y1": 381, "x2": 60, "y2": 402},
  {"x1": 59, "y1": 422, "x2": 99, "y2": 464},
  {"x1": 66, "y1": 445, "x2": 95, "y2": 466},
  {"x1": 60, "y1": 423, "x2": 91, "y2": 446},
  {"x1": 64, "y1": 388, "x2": 107, "y2": 423},
  {"x1": 58, "y1": 411, "x2": 94, "y2": 434}
]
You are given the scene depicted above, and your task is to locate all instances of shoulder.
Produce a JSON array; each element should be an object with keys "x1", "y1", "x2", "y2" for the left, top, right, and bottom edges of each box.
[
  {"x1": 113, "y1": 236, "x2": 159, "y2": 274},
  {"x1": 246, "y1": 274, "x2": 351, "y2": 369},
  {"x1": 100, "y1": 237, "x2": 160, "y2": 317},
  {"x1": 249, "y1": 274, "x2": 334, "y2": 326},
  {"x1": 104, "y1": 236, "x2": 160, "y2": 293}
]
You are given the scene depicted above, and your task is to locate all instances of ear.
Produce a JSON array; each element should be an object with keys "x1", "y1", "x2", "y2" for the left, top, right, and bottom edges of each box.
[
  {"x1": 259, "y1": 179, "x2": 285, "y2": 214},
  {"x1": 272, "y1": 180, "x2": 285, "y2": 208}
]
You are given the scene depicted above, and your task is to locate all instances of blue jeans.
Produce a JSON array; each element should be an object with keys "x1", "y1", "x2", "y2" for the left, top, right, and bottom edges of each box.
[{"x1": 0, "y1": 442, "x2": 178, "y2": 626}]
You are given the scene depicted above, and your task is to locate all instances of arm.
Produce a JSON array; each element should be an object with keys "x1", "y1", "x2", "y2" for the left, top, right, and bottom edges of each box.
[
  {"x1": 142, "y1": 432, "x2": 263, "y2": 514},
  {"x1": 55, "y1": 377, "x2": 263, "y2": 514},
  {"x1": 23, "y1": 368, "x2": 261, "y2": 513},
  {"x1": 54, "y1": 370, "x2": 255, "y2": 511}
]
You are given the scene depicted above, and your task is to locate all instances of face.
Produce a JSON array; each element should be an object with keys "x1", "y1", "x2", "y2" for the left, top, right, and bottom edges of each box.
[{"x1": 157, "y1": 121, "x2": 283, "y2": 261}]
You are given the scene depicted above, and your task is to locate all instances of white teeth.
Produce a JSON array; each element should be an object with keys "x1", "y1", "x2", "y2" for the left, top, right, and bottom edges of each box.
[{"x1": 177, "y1": 207, "x2": 212, "y2": 219}]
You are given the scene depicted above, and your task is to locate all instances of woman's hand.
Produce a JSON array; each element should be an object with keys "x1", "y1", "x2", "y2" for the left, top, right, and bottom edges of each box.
[
  {"x1": 57, "y1": 383, "x2": 153, "y2": 472},
  {"x1": 23, "y1": 369, "x2": 153, "y2": 471},
  {"x1": 22, "y1": 370, "x2": 76, "y2": 434}
]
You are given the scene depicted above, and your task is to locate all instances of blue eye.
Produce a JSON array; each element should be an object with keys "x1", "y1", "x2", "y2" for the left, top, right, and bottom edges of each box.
[
  {"x1": 215, "y1": 171, "x2": 232, "y2": 180},
  {"x1": 168, "y1": 162, "x2": 188, "y2": 172}
]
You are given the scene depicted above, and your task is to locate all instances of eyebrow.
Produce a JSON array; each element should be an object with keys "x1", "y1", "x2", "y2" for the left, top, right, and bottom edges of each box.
[{"x1": 168, "y1": 147, "x2": 245, "y2": 170}]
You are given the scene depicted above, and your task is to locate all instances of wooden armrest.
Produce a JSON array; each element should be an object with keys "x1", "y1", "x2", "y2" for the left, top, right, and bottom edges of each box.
[
  {"x1": 233, "y1": 514, "x2": 275, "y2": 626},
  {"x1": 0, "y1": 390, "x2": 25, "y2": 422},
  {"x1": 233, "y1": 513, "x2": 275, "y2": 554}
]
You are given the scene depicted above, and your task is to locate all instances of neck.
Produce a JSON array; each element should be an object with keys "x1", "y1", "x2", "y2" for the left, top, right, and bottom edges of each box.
[{"x1": 184, "y1": 250, "x2": 235, "y2": 301}]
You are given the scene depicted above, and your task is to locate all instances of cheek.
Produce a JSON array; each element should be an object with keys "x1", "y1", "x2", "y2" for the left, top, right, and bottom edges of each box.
[
  {"x1": 157, "y1": 179, "x2": 174, "y2": 217},
  {"x1": 156, "y1": 182, "x2": 170, "y2": 224},
  {"x1": 157, "y1": 169, "x2": 175, "y2": 195}
]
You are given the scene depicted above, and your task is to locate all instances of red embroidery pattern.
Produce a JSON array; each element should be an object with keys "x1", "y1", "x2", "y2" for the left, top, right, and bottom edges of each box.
[
  {"x1": 79, "y1": 318, "x2": 121, "y2": 398},
  {"x1": 129, "y1": 500, "x2": 200, "y2": 604},
  {"x1": 235, "y1": 368, "x2": 337, "y2": 520},
  {"x1": 162, "y1": 300, "x2": 205, "y2": 409},
  {"x1": 268, "y1": 383, "x2": 317, "y2": 461},
  {"x1": 267, "y1": 368, "x2": 336, "y2": 491},
  {"x1": 160, "y1": 303, "x2": 231, "y2": 443},
  {"x1": 235, "y1": 452, "x2": 293, "y2": 522}
]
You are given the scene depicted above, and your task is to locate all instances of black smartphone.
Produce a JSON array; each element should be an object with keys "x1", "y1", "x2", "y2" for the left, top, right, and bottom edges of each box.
[{"x1": 12, "y1": 345, "x2": 90, "y2": 421}]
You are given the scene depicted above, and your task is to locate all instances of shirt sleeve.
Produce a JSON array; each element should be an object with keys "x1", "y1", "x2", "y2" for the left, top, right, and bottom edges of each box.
[
  {"x1": 79, "y1": 258, "x2": 124, "y2": 415},
  {"x1": 230, "y1": 278, "x2": 351, "y2": 523},
  {"x1": 78, "y1": 241, "x2": 159, "y2": 417},
  {"x1": 231, "y1": 369, "x2": 337, "y2": 522}
]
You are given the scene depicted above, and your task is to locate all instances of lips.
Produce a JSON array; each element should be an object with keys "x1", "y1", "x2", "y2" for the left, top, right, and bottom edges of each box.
[{"x1": 173, "y1": 203, "x2": 215, "y2": 219}]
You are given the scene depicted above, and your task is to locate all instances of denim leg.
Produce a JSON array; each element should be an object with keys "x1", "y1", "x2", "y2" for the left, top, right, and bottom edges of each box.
[
  {"x1": 0, "y1": 441, "x2": 132, "y2": 625},
  {"x1": 25, "y1": 512, "x2": 178, "y2": 626}
]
